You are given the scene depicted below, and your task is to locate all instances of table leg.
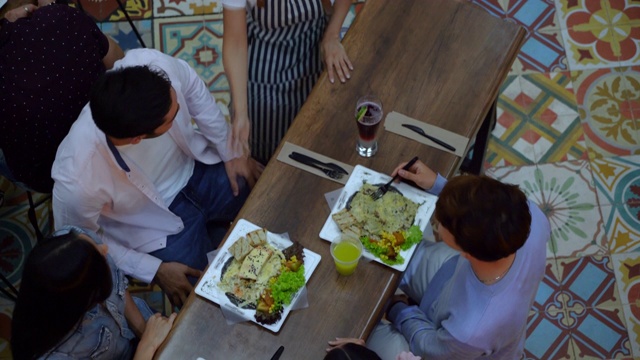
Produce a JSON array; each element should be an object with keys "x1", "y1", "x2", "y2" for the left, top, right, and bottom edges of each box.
[{"x1": 460, "y1": 100, "x2": 497, "y2": 175}]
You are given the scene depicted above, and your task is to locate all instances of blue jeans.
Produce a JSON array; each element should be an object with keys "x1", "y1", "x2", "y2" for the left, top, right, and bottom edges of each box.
[{"x1": 150, "y1": 161, "x2": 248, "y2": 282}]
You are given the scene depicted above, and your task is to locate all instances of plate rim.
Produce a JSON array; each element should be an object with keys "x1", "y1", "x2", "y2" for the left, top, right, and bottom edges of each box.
[
  {"x1": 195, "y1": 218, "x2": 321, "y2": 332},
  {"x1": 318, "y1": 164, "x2": 437, "y2": 271}
]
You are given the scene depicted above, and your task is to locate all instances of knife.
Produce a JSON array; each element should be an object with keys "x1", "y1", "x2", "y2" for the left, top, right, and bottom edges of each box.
[
  {"x1": 401, "y1": 124, "x2": 456, "y2": 152},
  {"x1": 270, "y1": 346, "x2": 284, "y2": 360},
  {"x1": 290, "y1": 151, "x2": 349, "y2": 175}
]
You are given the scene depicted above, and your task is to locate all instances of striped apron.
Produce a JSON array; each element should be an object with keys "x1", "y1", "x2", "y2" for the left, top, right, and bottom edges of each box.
[{"x1": 246, "y1": 0, "x2": 327, "y2": 164}]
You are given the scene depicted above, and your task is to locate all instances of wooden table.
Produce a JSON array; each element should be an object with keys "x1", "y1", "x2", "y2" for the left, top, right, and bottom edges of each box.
[{"x1": 155, "y1": 1, "x2": 525, "y2": 359}]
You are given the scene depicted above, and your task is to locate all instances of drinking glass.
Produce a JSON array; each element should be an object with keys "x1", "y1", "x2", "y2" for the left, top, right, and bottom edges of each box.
[
  {"x1": 330, "y1": 236, "x2": 363, "y2": 276},
  {"x1": 354, "y1": 95, "x2": 383, "y2": 157}
]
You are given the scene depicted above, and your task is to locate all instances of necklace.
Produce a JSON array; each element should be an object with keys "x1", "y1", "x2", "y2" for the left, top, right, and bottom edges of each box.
[
  {"x1": 478, "y1": 254, "x2": 516, "y2": 284},
  {"x1": 479, "y1": 267, "x2": 510, "y2": 284}
]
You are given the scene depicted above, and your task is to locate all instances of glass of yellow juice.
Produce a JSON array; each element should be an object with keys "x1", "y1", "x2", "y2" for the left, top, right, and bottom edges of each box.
[{"x1": 330, "y1": 236, "x2": 363, "y2": 276}]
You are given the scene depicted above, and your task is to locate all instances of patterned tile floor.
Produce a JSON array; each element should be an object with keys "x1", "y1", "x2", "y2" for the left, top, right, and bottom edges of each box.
[{"x1": 1, "y1": 0, "x2": 640, "y2": 359}]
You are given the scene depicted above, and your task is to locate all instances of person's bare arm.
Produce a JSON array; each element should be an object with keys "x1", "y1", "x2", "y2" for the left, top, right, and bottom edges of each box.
[
  {"x1": 133, "y1": 313, "x2": 177, "y2": 360},
  {"x1": 102, "y1": 36, "x2": 124, "y2": 69},
  {"x1": 223, "y1": 7, "x2": 250, "y2": 154},
  {"x1": 124, "y1": 289, "x2": 146, "y2": 338},
  {"x1": 321, "y1": 0, "x2": 353, "y2": 83}
]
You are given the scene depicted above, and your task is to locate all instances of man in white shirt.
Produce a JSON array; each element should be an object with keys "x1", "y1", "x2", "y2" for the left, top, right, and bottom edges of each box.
[{"x1": 52, "y1": 49, "x2": 262, "y2": 307}]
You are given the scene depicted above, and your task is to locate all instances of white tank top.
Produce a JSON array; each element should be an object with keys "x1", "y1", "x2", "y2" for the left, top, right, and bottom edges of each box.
[{"x1": 118, "y1": 132, "x2": 194, "y2": 206}]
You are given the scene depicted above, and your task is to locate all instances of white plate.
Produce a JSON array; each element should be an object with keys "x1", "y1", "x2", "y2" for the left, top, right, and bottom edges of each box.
[
  {"x1": 319, "y1": 165, "x2": 437, "y2": 271},
  {"x1": 195, "y1": 219, "x2": 321, "y2": 333}
]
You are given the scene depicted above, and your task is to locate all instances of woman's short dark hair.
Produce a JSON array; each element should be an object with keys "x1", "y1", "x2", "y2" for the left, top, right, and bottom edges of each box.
[
  {"x1": 90, "y1": 65, "x2": 172, "y2": 139},
  {"x1": 10, "y1": 229, "x2": 112, "y2": 360},
  {"x1": 324, "y1": 343, "x2": 382, "y2": 360},
  {"x1": 434, "y1": 175, "x2": 532, "y2": 262}
]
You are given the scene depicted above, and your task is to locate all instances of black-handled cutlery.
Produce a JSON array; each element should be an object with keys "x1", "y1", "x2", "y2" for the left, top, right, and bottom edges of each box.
[
  {"x1": 290, "y1": 151, "x2": 349, "y2": 175},
  {"x1": 288, "y1": 152, "x2": 344, "y2": 180},
  {"x1": 401, "y1": 124, "x2": 456, "y2": 152}
]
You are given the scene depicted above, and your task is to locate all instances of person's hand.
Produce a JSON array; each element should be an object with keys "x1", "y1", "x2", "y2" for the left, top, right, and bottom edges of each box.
[
  {"x1": 326, "y1": 337, "x2": 365, "y2": 352},
  {"x1": 385, "y1": 293, "x2": 410, "y2": 319},
  {"x1": 321, "y1": 36, "x2": 353, "y2": 84},
  {"x1": 153, "y1": 262, "x2": 202, "y2": 307},
  {"x1": 391, "y1": 159, "x2": 438, "y2": 191},
  {"x1": 4, "y1": 4, "x2": 37, "y2": 22},
  {"x1": 224, "y1": 157, "x2": 264, "y2": 196},
  {"x1": 231, "y1": 114, "x2": 251, "y2": 156},
  {"x1": 133, "y1": 312, "x2": 177, "y2": 360}
]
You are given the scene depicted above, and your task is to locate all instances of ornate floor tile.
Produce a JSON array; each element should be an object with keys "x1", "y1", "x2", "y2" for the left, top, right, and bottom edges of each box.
[
  {"x1": 485, "y1": 121, "x2": 537, "y2": 168},
  {"x1": 517, "y1": 28, "x2": 568, "y2": 74},
  {"x1": 591, "y1": 155, "x2": 640, "y2": 205},
  {"x1": 153, "y1": 0, "x2": 221, "y2": 17},
  {"x1": 77, "y1": 0, "x2": 152, "y2": 22},
  {"x1": 470, "y1": 0, "x2": 564, "y2": 74},
  {"x1": 573, "y1": 68, "x2": 640, "y2": 158},
  {"x1": 557, "y1": 256, "x2": 621, "y2": 309},
  {"x1": 524, "y1": 259, "x2": 572, "y2": 359},
  {"x1": 0, "y1": 178, "x2": 49, "y2": 298},
  {"x1": 533, "y1": 260, "x2": 563, "y2": 310},
  {"x1": 620, "y1": 303, "x2": 640, "y2": 358},
  {"x1": 615, "y1": 66, "x2": 640, "y2": 119},
  {"x1": 154, "y1": 15, "x2": 229, "y2": 101},
  {"x1": 600, "y1": 203, "x2": 640, "y2": 254},
  {"x1": 610, "y1": 253, "x2": 640, "y2": 315},
  {"x1": 528, "y1": 114, "x2": 588, "y2": 164},
  {"x1": 611, "y1": 25, "x2": 640, "y2": 68},
  {"x1": 556, "y1": 0, "x2": 640, "y2": 70},
  {"x1": 339, "y1": 3, "x2": 364, "y2": 40},
  {"x1": 524, "y1": 308, "x2": 575, "y2": 359},
  {"x1": 520, "y1": 71, "x2": 578, "y2": 119},
  {"x1": 567, "y1": 307, "x2": 632, "y2": 359},
  {"x1": 590, "y1": 156, "x2": 640, "y2": 253},
  {"x1": 470, "y1": 0, "x2": 559, "y2": 29},
  {"x1": 99, "y1": 20, "x2": 152, "y2": 51},
  {"x1": 485, "y1": 76, "x2": 538, "y2": 167},
  {"x1": 486, "y1": 161, "x2": 607, "y2": 257}
]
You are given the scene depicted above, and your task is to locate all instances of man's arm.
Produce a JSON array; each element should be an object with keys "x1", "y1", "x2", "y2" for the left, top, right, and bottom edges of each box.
[
  {"x1": 103, "y1": 36, "x2": 124, "y2": 69},
  {"x1": 387, "y1": 304, "x2": 483, "y2": 359}
]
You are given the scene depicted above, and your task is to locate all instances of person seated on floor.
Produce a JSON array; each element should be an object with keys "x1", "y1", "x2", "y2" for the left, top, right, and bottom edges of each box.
[
  {"x1": 0, "y1": 0, "x2": 123, "y2": 193},
  {"x1": 51, "y1": 48, "x2": 264, "y2": 307},
  {"x1": 10, "y1": 226, "x2": 176, "y2": 360},
  {"x1": 365, "y1": 160, "x2": 550, "y2": 360}
]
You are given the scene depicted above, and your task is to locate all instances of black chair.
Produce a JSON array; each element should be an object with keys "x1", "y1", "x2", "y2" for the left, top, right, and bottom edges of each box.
[{"x1": 460, "y1": 101, "x2": 497, "y2": 175}]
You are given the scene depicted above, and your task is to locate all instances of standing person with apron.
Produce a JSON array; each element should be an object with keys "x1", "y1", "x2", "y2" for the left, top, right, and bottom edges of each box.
[{"x1": 222, "y1": 0, "x2": 353, "y2": 165}]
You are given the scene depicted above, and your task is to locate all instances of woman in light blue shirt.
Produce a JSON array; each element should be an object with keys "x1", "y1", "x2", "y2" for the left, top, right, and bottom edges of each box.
[{"x1": 11, "y1": 226, "x2": 176, "y2": 360}]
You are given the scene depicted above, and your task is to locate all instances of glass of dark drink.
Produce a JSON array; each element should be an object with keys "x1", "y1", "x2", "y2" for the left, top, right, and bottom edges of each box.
[{"x1": 355, "y1": 95, "x2": 383, "y2": 157}]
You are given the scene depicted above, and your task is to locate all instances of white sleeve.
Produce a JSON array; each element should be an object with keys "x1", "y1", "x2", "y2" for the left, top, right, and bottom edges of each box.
[
  {"x1": 103, "y1": 238, "x2": 163, "y2": 284},
  {"x1": 171, "y1": 56, "x2": 239, "y2": 161},
  {"x1": 53, "y1": 180, "x2": 162, "y2": 283}
]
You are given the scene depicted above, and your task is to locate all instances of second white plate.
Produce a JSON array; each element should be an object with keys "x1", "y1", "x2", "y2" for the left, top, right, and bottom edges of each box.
[
  {"x1": 319, "y1": 165, "x2": 437, "y2": 272},
  {"x1": 196, "y1": 219, "x2": 321, "y2": 333}
]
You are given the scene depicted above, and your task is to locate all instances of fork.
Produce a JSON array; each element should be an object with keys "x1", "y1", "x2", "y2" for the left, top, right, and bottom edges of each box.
[
  {"x1": 370, "y1": 156, "x2": 419, "y2": 200},
  {"x1": 289, "y1": 153, "x2": 344, "y2": 180}
]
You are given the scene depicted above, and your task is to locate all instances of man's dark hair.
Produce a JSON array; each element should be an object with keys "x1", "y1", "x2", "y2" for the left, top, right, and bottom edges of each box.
[
  {"x1": 434, "y1": 175, "x2": 532, "y2": 262},
  {"x1": 90, "y1": 65, "x2": 173, "y2": 139}
]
